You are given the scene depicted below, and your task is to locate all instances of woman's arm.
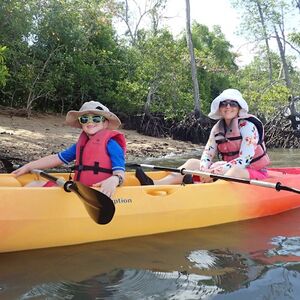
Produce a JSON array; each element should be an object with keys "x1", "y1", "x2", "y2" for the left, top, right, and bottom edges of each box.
[{"x1": 199, "y1": 131, "x2": 218, "y2": 170}]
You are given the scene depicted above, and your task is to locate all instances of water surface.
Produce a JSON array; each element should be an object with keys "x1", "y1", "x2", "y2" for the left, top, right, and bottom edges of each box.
[{"x1": 1, "y1": 149, "x2": 300, "y2": 299}]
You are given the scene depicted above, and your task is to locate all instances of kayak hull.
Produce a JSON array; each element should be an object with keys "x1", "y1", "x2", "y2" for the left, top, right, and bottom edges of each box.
[{"x1": 1, "y1": 168, "x2": 300, "y2": 253}]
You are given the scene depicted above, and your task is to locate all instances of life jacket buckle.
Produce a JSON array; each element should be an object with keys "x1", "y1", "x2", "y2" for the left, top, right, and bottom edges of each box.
[{"x1": 94, "y1": 162, "x2": 100, "y2": 174}]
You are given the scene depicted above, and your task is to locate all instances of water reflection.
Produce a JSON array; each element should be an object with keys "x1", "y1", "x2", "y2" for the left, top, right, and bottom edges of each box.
[
  {"x1": 267, "y1": 236, "x2": 300, "y2": 257},
  {"x1": 14, "y1": 252, "x2": 300, "y2": 300},
  {"x1": 1, "y1": 207, "x2": 300, "y2": 299}
]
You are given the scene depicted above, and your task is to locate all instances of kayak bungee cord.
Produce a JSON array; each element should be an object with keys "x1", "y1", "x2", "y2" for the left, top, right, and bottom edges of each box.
[{"x1": 127, "y1": 163, "x2": 300, "y2": 195}]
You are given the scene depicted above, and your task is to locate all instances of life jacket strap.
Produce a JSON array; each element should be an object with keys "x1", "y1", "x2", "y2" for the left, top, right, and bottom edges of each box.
[
  {"x1": 219, "y1": 147, "x2": 267, "y2": 164},
  {"x1": 74, "y1": 162, "x2": 113, "y2": 175}
]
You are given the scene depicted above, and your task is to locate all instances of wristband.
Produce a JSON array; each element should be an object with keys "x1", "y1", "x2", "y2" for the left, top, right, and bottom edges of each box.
[{"x1": 113, "y1": 174, "x2": 124, "y2": 186}]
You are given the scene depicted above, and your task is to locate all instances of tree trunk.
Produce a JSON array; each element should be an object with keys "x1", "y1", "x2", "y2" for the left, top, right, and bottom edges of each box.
[
  {"x1": 256, "y1": 0, "x2": 273, "y2": 82},
  {"x1": 294, "y1": 0, "x2": 300, "y2": 13},
  {"x1": 274, "y1": 26, "x2": 291, "y2": 89},
  {"x1": 185, "y1": 0, "x2": 201, "y2": 118}
]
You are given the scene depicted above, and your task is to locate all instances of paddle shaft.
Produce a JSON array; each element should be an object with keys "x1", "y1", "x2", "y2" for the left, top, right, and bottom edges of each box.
[
  {"x1": 133, "y1": 163, "x2": 300, "y2": 195},
  {"x1": 31, "y1": 169, "x2": 69, "y2": 188}
]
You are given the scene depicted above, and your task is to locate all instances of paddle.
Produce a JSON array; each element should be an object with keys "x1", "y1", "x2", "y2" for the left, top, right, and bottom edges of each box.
[
  {"x1": 30, "y1": 169, "x2": 115, "y2": 224},
  {"x1": 0, "y1": 157, "x2": 115, "y2": 224},
  {"x1": 128, "y1": 163, "x2": 300, "y2": 195}
]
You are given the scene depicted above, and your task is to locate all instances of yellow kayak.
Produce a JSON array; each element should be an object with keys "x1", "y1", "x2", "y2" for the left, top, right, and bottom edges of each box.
[{"x1": 1, "y1": 168, "x2": 300, "y2": 253}]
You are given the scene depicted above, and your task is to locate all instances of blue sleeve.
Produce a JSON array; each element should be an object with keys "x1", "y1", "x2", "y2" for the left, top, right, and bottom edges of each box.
[
  {"x1": 58, "y1": 144, "x2": 76, "y2": 164},
  {"x1": 107, "y1": 139, "x2": 125, "y2": 172}
]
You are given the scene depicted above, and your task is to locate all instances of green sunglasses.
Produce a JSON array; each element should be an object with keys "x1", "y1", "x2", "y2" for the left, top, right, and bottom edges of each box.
[{"x1": 78, "y1": 115, "x2": 106, "y2": 124}]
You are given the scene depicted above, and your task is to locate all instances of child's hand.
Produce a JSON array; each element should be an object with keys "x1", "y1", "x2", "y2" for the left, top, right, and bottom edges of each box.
[
  {"x1": 12, "y1": 163, "x2": 32, "y2": 177},
  {"x1": 92, "y1": 175, "x2": 119, "y2": 198}
]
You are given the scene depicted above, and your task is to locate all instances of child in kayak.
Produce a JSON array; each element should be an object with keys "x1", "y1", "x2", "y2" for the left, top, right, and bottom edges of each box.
[
  {"x1": 12, "y1": 101, "x2": 126, "y2": 197},
  {"x1": 136, "y1": 88, "x2": 270, "y2": 185}
]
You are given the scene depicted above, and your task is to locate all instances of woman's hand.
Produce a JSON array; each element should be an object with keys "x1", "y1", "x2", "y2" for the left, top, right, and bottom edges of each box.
[
  {"x1": 92, "y1": 175, "x2": 120, "y2": 198},
  {"x1": 198, "y1": 166, "x2": 214, "y2": 183},
  {"x1": 200, "y1": 173, "x2": 214, "y2": 183},
  {"x1": 209, "y1": 161, "x2": 227, "y2": 175},
  {"x1": 199, "y1": 162, "x2": 226, "y2": 183}
]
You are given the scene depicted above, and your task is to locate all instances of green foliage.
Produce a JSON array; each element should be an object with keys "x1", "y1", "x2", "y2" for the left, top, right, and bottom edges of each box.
[
  {"x1": 184, "y1": 23, "x2": 238, "y2": 114},
  {"x1": 0, "y1": 0, "x2": 299, "y2": 123},
  {"x1": 0, "y1": 0, "x2": 124, "y2": 114},
  {"x1": 114, "y1": 30, "x2": 195, "y2": 120},
  {"x1": 243, "y1": 85, "x2": 289, "y2": 119},
  {"x1": 0, "y1": 46, "x2": 9, "y2": 87},
  {"x1": 235, "y1": 54, "x2": 290, "y2": 119},
  {"x1": 289, "y1": 32, "x2": 300, "y2": 47}
]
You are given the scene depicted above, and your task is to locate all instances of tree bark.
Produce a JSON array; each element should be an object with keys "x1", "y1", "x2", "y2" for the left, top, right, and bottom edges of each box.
[
  {"x1": 185, "y1": 0, "x2": 201, "y2": 118},
  {"x1": 294, "y1": 0, "x2": 300, "y2": 13},
  {"x1": 274, "y1": 26, "x2": 291, "y2": 89},
  {"x1": 256, "y1": 0, "x2": 273, "y2": 82}
]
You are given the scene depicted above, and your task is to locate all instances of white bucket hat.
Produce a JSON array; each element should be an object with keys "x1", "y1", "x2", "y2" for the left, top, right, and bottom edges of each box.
[
  {"x1": 65, "y1": 101, "x2": 121, "y2": 129},
  {"x1": 208, "y1": 89, "x2": 249, "y2": 120}
]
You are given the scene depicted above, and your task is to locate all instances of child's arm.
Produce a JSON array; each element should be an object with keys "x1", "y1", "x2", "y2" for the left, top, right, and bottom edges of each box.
[{"x1": 12, "y1": 154, "x2": 63, "y2": 177}]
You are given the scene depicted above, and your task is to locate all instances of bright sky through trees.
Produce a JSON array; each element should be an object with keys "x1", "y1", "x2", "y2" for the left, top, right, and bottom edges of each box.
[
  {"x1": 162, "y1": 0, "x2": 299, "y2": 67},
  {"x1": 115, "y1": 0, "x2": 299, "y2": 67},
  {"x1": 162, "y1": 0, "x2": 250, "y2": 65},
  {"x1": 114, "y1": 0, "x2": 250, "y2": 65}
]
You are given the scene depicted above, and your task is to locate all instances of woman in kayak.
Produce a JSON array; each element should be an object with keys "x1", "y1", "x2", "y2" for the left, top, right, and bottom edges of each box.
[
  {"x1": 12, "y1": 101, "x2": 126, "y2": 197},
  {"x1": 136, "y1": 88, "x2": 270, "y2": 185}
]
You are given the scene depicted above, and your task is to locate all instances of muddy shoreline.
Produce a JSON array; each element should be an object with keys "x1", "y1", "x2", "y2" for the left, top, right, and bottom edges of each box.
[{"x1": 0, "y1": 113, "x2": 201, "y2": 171}]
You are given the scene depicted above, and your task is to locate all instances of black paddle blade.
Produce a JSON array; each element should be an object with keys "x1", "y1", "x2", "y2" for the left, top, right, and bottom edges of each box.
[{"x1": 67, "y1": 181, "x2": 115, "y2": 225}]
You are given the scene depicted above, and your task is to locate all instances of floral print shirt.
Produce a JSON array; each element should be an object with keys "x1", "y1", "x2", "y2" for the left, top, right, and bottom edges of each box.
[{"x1": 199, "y1": 120, "x2": 259, "y2": 174}]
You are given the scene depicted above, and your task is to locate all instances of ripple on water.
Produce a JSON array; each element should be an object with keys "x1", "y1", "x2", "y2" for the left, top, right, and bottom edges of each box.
[
  {"x1": 19, "y1": 268, "x2": 222, "y2": 300},
  {"x1": 266, "y1": 236, "x2": 300, "y2": 257},
  {"x1": 16, "y1": 246, "x2": 300, "y2": 300}
]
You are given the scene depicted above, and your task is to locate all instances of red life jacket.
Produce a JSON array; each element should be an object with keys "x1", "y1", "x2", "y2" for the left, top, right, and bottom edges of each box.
[
  {"x1": 211, "y1": 114, "x2": 270, "y2": 170},
  {"x1": 74, "y1": 129, "x2": 126, "y2": 186}
]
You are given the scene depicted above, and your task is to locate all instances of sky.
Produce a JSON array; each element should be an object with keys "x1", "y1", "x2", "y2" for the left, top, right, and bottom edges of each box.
[
  {"x1": 162, "y1": 0, "x2": 300, "y2": 67},
  {"x1": 163, "y1": 0, "x2": 240, "y2": 39},
  {"x1": 114, "y1": 0, "x2": 299, "y2": 67},
  {"x1": 115, "y1": 0, "x2": 251, "y2": 66},
  {"x1": 162, "y1": 0, "x2": 250, "y2": 65}
]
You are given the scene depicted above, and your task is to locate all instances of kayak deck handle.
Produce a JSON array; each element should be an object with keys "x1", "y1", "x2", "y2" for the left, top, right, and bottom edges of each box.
[{"x1": 145, "y1": 187, "x2": 176, "y2": 196}]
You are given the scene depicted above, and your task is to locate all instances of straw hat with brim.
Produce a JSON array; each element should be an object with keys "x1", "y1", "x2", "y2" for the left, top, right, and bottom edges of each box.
[
  {"x1": 208, "y1": 89, "x2": 249, "y2": 120},
  {"x1": 65, "y1": 101, "x2": 121, "y2": 130}
]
